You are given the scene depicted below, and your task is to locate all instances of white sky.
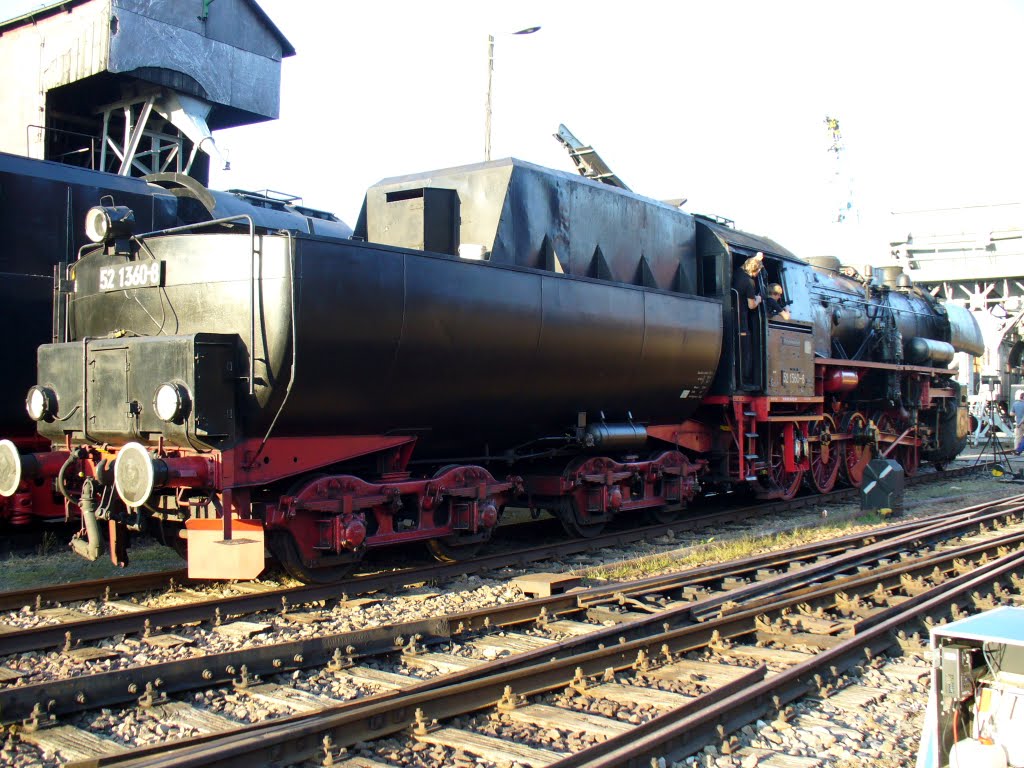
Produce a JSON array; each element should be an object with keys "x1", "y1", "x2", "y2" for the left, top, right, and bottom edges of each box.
[{"x1": 4, "y1": 0, "x2": 1023, "y2": 260}]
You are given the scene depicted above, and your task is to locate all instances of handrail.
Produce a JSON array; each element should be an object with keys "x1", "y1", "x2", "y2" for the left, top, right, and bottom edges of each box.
[
  {"x1": 729, "y1": 287, "x2": 743, "y2": 388},
  {"x1": 244, "y1": 231, "x2": 297, "y2": 470},
  {"x1": 81, "y1": 337, "x2": 95, "y2": 443},
  {"x1": 25, "y1": 124, "x2": 98, "y2": 169}
]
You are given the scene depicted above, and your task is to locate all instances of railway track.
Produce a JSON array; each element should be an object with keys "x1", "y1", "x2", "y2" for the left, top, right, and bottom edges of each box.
[
  {"x1": 0, "y1": 461, "x2": 988, "y2": 651},
  {"x1": 3, "y1": 488, "x2": 1021, "y2": 767}
]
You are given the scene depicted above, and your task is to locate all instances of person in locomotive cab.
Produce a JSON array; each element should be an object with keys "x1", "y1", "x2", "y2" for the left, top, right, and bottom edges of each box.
[
  {"x1": 733, "y1": 251, "x2": 764, "y2": 385},
  {"x1": 765, "y1": 283, "x2": 791, "y2": 321}
]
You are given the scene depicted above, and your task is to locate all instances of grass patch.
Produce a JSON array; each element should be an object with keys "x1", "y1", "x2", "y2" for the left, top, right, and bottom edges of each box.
[
  {"x1": 0, "y1": 538, "x2": 183, "y2": 591},
  {"x1": 575, "y1": 509, "x2": 895, "y2": 583}
]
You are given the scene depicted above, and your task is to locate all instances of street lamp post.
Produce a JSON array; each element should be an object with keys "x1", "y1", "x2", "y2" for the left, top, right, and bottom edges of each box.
[{"x1": 485, "y1": 26, "x2": 540, "y2": 162}]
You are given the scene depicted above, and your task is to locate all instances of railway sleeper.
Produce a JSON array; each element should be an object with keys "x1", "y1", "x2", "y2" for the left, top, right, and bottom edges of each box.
[{"x1": 9, "y1": 538, "x2": 1024, "y2": 767}]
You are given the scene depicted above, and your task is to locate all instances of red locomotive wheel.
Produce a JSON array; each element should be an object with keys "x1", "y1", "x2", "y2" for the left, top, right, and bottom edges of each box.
[
  {"x1": 806, "y1": 415, "x2": 840, "y2": 494},
  {"x1": 268, "y1": 531, "x2": 361, "y2": 583},
  {"x1": 901, "y1": 443, "x2": 920, "y2": 477},
  {"x1": 761, "y1": 424, "x2": 804, "y2": 501},
  {"x1": 557, "y1": 497, "x2": 607, "y2": 538},
  {"x1": 839, "y1": 412, "x2": 869, "y2": 487}
]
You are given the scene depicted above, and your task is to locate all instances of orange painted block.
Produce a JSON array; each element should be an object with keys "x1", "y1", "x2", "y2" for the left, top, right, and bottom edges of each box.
[{"x1": 185, "y1": 518, "x2": 265, "y2": 580}]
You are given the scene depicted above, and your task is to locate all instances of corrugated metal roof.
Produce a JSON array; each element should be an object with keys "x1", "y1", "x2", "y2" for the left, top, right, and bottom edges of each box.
[{"x1": 0, "y1": 0, "x2": 295, "y2": 57}]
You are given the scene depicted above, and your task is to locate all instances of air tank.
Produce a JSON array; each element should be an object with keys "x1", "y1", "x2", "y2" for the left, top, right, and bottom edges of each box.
[{"x1": 904, "y1": 338, "x2": 956, "y2": 366}]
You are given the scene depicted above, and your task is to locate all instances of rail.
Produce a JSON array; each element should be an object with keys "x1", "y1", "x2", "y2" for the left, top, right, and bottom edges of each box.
[{"x1": 64, "y1": 495, "x2": 1024, "y2": 768}]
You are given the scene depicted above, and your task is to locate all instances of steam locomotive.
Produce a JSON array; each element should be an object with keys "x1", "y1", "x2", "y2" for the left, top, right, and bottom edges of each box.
[{"x1": 0, "y1": 158, "x2": 983, "y2": 581}]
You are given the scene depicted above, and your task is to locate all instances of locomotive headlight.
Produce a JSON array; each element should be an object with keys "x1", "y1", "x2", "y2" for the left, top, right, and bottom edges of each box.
[
  {"x1": 153, "y1": 382, "x2": 191, "y2": 424},
  {"x1": 84, "y1": 205, "x2": 135, "y2": 244},
  {"x1": 25, "y1": 385, "x2": 57, "y2": 422}
]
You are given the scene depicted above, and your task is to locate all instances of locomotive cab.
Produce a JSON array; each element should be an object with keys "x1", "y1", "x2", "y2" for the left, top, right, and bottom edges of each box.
[{"x1": 759, "y1": 258, "x2": 815, "y2": 400}]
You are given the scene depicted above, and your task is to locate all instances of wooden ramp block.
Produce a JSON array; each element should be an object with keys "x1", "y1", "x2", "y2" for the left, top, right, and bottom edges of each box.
[
  {"x1": 231, "y1": 582, "x2": 282, "y2": 594},
  {"x1": 402, "y1": 653, "x2": 486, "y2": 674},
  {"x1": 148, "y1": 701, "x2": 238, "y2": 734},
  {"x1": 213, "y1": 621, "x2": 270, "y2": 639},
  {"x1": 728, "y1": 645, "x2": 817, "y2": 665},
  {"x1": 65, "y1": 646, "x2": 119, "y2": 662},
  {"x1": 143, "y1": 633, "x2": 194, "y2": 649},
  {"x1": 793, "y1": 714, "x2": 864, "y2": 739},
  {"x1": 340, "y1": 666, "x2": 421, "y2": 690},
  {"x1": 37, "y1": 607, "x2": 90, "y2": 622},
  {"x1": 469, "y1": 633, "x2": 556, "y2": 655},
  {"x1": 737, "y1": 747, "x2": 823, "y2": 767},
  {"x1": 241, "y1": 683, "x2": 338, "y2": 713},
  {"x1": 787, "y1": 615, "x2": 852, "y2": 635},
  {"x1": 279, "y1": 611, "x2": 330, "y2": 625},
  {"x1": 104, "y1": 600, "x2": 145, "y2": 613},
  {"x1": 880, "y1": 662, "x2": 929, "y2": 683},
  {"x1": 815, "y1": 684, "x2": 888, "y2": 710},
  {"x1": 580, "y1": 682, "x2": 693, "y2": 709},
  {"x1": 416, "y1": 727, "x2": 563, "y2": 767},
  {"x1": 21, "y1": 725, "x2": 124, "y2": 762},
  {"x1": 512, "y1": 573, "x2": 581, "y2": 597},
  {"x1": 543, "y1": 620, "x2": 597, "y2": 636},
  {"x1": 504, "y1": 703, "x2": 632, "y2": 738},
  {"x1": 648, "y1": 658, "x2": 754, "y2": 686},
  {"x1": 337, "y1": 758, "x2": 398, "y2": 768},
  {"x1": 0, "y1": 666, "x2": 25, "y2": 685}
]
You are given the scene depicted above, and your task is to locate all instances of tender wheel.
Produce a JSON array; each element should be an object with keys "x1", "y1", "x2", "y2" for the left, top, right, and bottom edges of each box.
[
  {"x1": 762, "y1": 424, "x2": 804, "y2": 501},
  {"x1": 268, "y1": 531, "x2": 361, "y2": 584},
  {"x1": 839, "y1": 411, "x2": 869, "y2": 487},
  {"x1": 148, "y1": 517, "x2": 188, "y2": 560},
  {"x1": 644, "y1": 507, "x2": 682, "y2": 525},
  {"x1": 425, "y1": 537, "x2": 484, "y2": 563},
  {"x1": 806, "y1": 415, "x2": 840, "y2": 494},
  {"x1": 425, "y1": 465, "x2": 499, "y2": 562},
  {"x1": 557, "y1": 498, "x2": 606, "y2": 538}
]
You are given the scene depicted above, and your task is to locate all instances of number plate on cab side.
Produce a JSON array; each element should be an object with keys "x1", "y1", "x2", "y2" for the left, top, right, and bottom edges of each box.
[{"x1": 98, "y1": 261, "x2": 164, "y2": 292}]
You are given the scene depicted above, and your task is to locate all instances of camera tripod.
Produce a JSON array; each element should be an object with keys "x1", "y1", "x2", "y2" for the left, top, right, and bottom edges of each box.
[{"x1": 973, "y1": 400, "x2": 1018, "y2": 477}]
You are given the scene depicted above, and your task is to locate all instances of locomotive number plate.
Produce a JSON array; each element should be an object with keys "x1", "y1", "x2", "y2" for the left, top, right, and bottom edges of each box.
[{"x1": 98, "y1": 261, "x2": 164, "y2": 292}]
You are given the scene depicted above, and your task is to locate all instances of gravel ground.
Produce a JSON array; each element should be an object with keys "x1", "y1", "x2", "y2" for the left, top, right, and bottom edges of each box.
[{"x1": 4, "y1": 460, "x2": 1021, "y2": 767}]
